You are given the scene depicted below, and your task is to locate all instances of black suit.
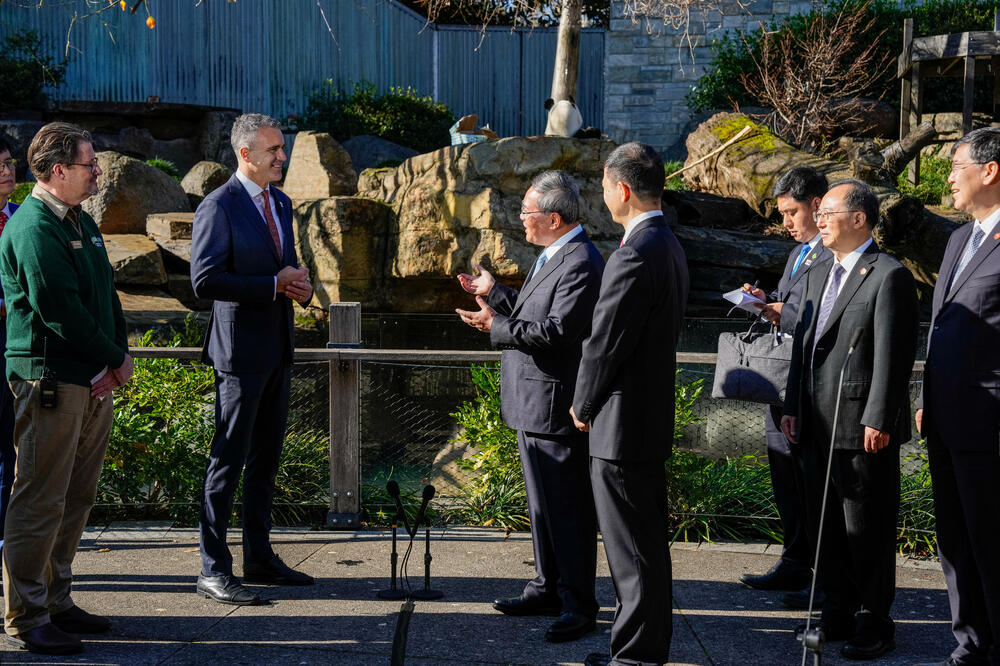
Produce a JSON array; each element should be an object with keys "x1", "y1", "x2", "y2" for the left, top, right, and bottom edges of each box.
[
  {"x1": 573, "y1": 214, "x2": 689, "y2": 666},
  {"x1": 920, "y1": 221, "x2": 1000, "y2": 665},
  {"x1": 784, "y1": 242, "x2": 918, "y2": 637},
  {"x1": 765, "y1": 240, "x2": 831, "y2": 572},
  {"x1": 487, "y1": 229, "x2": 604, "y2": 617},
  {"x1": 191, "y1": 174, "x2": 308, "y2": 577}
]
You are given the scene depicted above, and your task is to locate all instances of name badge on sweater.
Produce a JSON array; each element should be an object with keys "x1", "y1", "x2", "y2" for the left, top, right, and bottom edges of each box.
[{"x1": 70, "y1": 240, "x2": 83, "y2": 249}]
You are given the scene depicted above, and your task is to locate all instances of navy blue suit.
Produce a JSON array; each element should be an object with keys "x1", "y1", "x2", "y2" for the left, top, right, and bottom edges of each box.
[
  {"x1": 0, "y1": 200, "x2": 17, "y2": 553},
  {"x1": 191, "y1": 175, "x2": 306, "y2": 577}
]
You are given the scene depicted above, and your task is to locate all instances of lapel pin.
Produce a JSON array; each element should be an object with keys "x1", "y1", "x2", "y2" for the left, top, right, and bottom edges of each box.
[
  {"x1": 810, "y1": 252, "x2": 818, "y2": 259},
  {"x1": 804, "y1": 259, "x2": 813, "y2": 266},
  {"x1": 994, "y1": 232, "x2": 1000, "y2": 240},
  {"x1": 859, "y1": 267, "x2": 867, "y2": 275}
]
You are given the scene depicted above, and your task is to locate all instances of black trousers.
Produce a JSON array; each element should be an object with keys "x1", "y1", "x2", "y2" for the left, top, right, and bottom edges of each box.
[
  {"x1": 928, "y1": 429, "x2": 1000, "y2": 666},
  {"x1": 801, "y1": 439, "x2": 899, "y2": 637},
  {"x1": 591, "y1": 457, "x2": 672, "y2": 666},
  {"x1": 200, "y1": 363, "x2": 290, "y2": 577},
  {"x1": 765, "y1": 405, "x2": 811, "y2": 570},
  {"x1": 517, "y1": 430, "x2": 598, "y2": 618}
]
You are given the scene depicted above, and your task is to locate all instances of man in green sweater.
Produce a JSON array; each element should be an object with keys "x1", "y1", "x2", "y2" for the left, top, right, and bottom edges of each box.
[{"x1": 0, "y1": 122, "x2": 132, "y2": 656}]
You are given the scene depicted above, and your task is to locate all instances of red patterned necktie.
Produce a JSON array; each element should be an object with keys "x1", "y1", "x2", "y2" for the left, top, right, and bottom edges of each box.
[
  {"x1": 0, "y1": 211, "x2": 7, "y2": 235},
  {"x1": 259, "y1": 189, "x2": 282, "y2": 254}
]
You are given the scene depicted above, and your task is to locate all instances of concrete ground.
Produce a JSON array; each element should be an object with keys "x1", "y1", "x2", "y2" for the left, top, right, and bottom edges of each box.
[{"x1": 0, "y1": 524, "x2": 953, "y2": 665}]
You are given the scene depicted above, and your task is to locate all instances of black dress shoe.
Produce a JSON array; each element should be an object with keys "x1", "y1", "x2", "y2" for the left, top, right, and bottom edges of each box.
[
  {"x1": 794, "y1": 620, "x2": 853, "y2": 642},
  {"x1": 780, "y1": 586, "x2": 825, "y2": 610},
  {"x1": 492, "y1": 595, "x2": 561, "y2": 616},
  {"x1": 584, "y1": 653, "x2": 611, "y2": 666},
  {"x1": 841, "y1": 636, "x2": 895, "y2": 660},
  {"x1": 51, "y1": 605, "x2": 111, "y2": 634},
  {"x1": 243, "y1": 556, "x2": 314, "y2": 586},
  {"x1": 545, "y1": 612, "x2": 596, "y2": 643},
  {"x1": 197, "y1": 574, "x2": 262, "y2": 605},
  {"x1": 4, "y1": 622, "x2": 82, "y2": 655},
  {"x1": 739, "y1": 560, "x2": 811, "y2": 591}
]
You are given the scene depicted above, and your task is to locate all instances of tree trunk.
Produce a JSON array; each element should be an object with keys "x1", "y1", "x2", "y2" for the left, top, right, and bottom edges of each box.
[
  {"x1": 550, "y1": 0, "x2": 581, "y2": 102},
  {"x1": 881, "y1": 120, "x2": 937, "y2": 179}
]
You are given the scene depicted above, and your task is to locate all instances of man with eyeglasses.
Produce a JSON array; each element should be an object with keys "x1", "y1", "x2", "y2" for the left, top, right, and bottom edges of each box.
[
  {"x1": 737, "y1": 167, "x2": 831, "y2": 610},
  {"x1": 781, "y1": 179, "x2": 918, "y2": 660},
  {"x1": 456, "y1": 170, "x2": 604, "y2": 643},
  {"x1": 0, "y1": 122, "x2": 131, "y2": 655},
  {"x1": 0, "y1": 138, "x2": 19, "y2": 580},
  {"x1": 914, "y1": 128, "x2": 1000, "y2": 666}
]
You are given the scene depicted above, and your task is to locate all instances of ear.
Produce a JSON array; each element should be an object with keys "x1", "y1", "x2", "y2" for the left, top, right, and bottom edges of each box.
[
  {"x1": 239, "y1": 146, "x2": 251, "y2": 162},
  {"x1": 983, "y1": 161, "x2": 1000, "y2": 186},
  {"x1": 809, "y1": 196, "x2": 822, "y2": 212},
  {"x1": 544, "y1": 98, "x2": 554, "y2": 111},
  {"x1": 618, "y1": 180, "x2": 631, "y2": 203}
]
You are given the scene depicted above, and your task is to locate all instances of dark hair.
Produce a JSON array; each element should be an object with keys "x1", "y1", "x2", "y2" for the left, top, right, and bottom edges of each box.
[
  {"x1": 27, "y1": 122, "x2": 92, "y2": 183},
  {"x1": 954, "y1": 127, "x2": 1000, "y2": 165},
  {"x1": 604, "y1": 141, "x2": 664, "y2": 201},
  {"x1": 773, "y1": 166, "x2": 828, "y2": 202},
  {"x1": 531, "y1": 170, "x2": 581, "y2": 225},
  {"x1": 0, "y1": 137, "x2": 11, "y2": 156},
  {"x1": 829, "y1": 178, "x2": 879, "y2": 228}
]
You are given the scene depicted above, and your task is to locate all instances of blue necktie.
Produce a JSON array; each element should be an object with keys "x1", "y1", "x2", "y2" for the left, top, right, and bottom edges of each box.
[
  {"x1": 528, "y1": 252, "x2": 547, "y2": 283},
  {"x1": 791, "y1": 243, "x2": 811, "y2": 275}
]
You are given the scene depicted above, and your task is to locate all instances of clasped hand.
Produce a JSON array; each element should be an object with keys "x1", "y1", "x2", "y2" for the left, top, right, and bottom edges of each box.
[
  {"x1": 278, "y1": 265, "x2": 313, "y2": 303},
  {"x1": 91, "y1": 353, "x2": 134, "y2": 400}
]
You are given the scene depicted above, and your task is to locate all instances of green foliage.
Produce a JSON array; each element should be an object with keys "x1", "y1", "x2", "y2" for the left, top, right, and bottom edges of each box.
[
  {"x1": 688, "y1": 0, "x2": 997, "y2": 114},
  {"x1": 146, "y1": 157, "x2": 181, "y2": 181},
  {"x1": 299, "y1": 80, "x2": 456, "y2": 154},
  {"x1": 9, "y1": 182, "x2": 31, "y2": 205},
  {"x1": 898, "y1": 448, "x2": 937, "y2": 556},
  {"x1": 0, "y1": 30, "x2": 68, "y2": 111},
  {"x1": 664, "y1": 161, "x2": 687, "y2": 191},
  {"x1": 897, "y1": 150, "x2": 953, "y2": 206}
]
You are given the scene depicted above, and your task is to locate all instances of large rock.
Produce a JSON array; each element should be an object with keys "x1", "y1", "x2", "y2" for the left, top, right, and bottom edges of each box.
[
  {"x1": 283, "y1": 131, "x2": 358, "y2": 200},
  {"x1": 293, "y1": 196, "x2": 393, "y2": 308},
  {"x1": 180, "y1": 161, "x2": 231, "y2": 207},
  {"x1": 147, "y1": 212, "x2": 194, "y2": 241},
  {"x1": 198, "y1": 111, "x2": 238, "y2": 169},
  {"x1": 151, "y1": 136, "x2": 202, "y2": 177},
  {"x1": 342, "y1": 135, "x2": 418, "y2": 171},
  {"x1": 359, "y1": 136, "x2": 619, "y2": 294},
  {"x1": 103, "y1": 234, "x2": 168, "y2": 286},
  {"x1": 0, "y1": 119, "x2": 45, "y2": 180},
  {"x1": 84, "y1": 152, "x2": 190, "y2": 234},
  {"x1": 91, "y1": 127, "x2": 155, "y2": 159}
]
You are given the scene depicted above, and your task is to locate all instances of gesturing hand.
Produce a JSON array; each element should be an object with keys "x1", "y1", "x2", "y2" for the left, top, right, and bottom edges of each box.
[
  {"x1": 457, "y1": 264, "x2": 495, "y2": 296},
  {"x1": 455, "y1": 295, "x2": 496, "y2": 332}
]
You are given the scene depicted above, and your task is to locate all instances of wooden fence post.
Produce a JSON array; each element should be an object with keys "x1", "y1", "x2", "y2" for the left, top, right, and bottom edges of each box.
[{"x1": 327, "y1": 303, "x2": 361, "y2": 529}]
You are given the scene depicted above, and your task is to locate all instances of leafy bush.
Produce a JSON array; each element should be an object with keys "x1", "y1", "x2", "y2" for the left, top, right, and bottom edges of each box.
[
  {"x1": 688, "y1": 0, "x2": 998, "y2": 115},
  {"x1": 9, "y1": 182, "x2": 31, "y2": 205},
  {"x1": 897, "y1": 149, "x2": 953, "y2": 205},
  {"x1": 146, "y1": 157, "x2": 181, "y2": 181},
  {"x1": 664, "y1": 160, "x2": 687, "y2": 191},
  {"x1": 898, "y1": 448, "x2": 937, "y2": 556},
  {"x1": 0, "y1": 30, "x2": 68, "y2": 110},
  {"x1": 299, "y1": 80, "x2": 455, "y2": 154}
]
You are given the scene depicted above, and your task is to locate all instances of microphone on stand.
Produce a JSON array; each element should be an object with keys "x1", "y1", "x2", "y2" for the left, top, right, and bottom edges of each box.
[
  {"x1": 386, "y1": 480, "x2": 412, "y2": 537},
  {"x1": 378, "y1": 481, "x2": 409, "y2": 600},
  {"x1": 410, "y1": 484, "x2": 443, "y2": 600},
  {"x1": 410, "y1": 485, "x2": 436, "y2": 538}
]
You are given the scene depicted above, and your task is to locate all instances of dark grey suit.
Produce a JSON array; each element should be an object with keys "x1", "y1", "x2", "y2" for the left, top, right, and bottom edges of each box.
[
  {"x1": 573, "y1": 214, "x2": 689, "y2": 666},
  {"x1": 191, "y1": 174, "x2": 307, "y2": 577},
  {"x1": 920, "y1": 221, "x2": 1000, "y2": 665},
  {"x1": 784, "y1": 243, "x2": 918, "y2": 638},
  {"x1": 488, "y1": 229, "x2": 604, "y2": 617},
  {"x1": 765, "y1": 240, "x2": 831, "y2": 572}
]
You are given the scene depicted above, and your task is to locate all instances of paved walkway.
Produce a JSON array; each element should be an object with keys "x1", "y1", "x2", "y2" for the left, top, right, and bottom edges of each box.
[{"x1": 0, "y1": 524, "x2": 952, "y2": 665}]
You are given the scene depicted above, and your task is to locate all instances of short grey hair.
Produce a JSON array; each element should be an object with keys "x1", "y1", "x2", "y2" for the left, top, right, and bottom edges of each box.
[
  {"x1": 954, "y1": 126, "x2": 1000, "y2": 165},
  {"x1": 230, "y1": 113, "x2": 281, "y2": 154},
  {"x1": 829, "y1": 178, "x2": 879, "y2": 229},
  {"x1": 530, "y1": 170, "x2": 582, "y2": 225}
]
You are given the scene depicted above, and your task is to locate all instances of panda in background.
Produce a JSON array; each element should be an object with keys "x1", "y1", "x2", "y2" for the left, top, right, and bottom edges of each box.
[{"x1": 544, "y1": 97, "x2": 603, "y2": 139}]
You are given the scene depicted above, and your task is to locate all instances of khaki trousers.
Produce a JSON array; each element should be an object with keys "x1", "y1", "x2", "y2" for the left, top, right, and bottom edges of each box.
[{"x1": 2, "y1": 380, "x2": 112, "y2": 635}]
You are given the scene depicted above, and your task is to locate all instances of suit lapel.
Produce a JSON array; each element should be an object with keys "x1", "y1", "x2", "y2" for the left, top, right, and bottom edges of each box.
[
  {"x1": 816, "y1": 245, "x2": 879, "y2": 346},
  {"x1": 946, "y1": 226, "x2": 1000, "y2": 302},
  {"x1": 230, "y1": 176, "x2": 281, "y2": 264},
  {"x1": 621, "y1": 213, "x2": 664, "y2": 248},
  {"x1": 787, "y1": 242, "x2": 829, "y2": 292},
  {"x1": 512, "y1": 231, "x2": 589, "y2": 313}
]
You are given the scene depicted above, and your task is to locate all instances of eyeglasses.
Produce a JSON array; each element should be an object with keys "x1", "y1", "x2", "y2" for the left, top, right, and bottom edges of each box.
[
  {"x1": 0, "y1": 159, "x2": 15, "y2": 174},
  {"x1": 813, "y1": 209, "x2": 859, "y2": 223},
  {"x1": 520, "y1": 209, "x2": 548, "y2": 216},
  {"x1": 950, "y1": 161, "x2": 985, "y2": 174},
  {"x1": 65, "y1": 160, "x2": 100, "y2": 173}
]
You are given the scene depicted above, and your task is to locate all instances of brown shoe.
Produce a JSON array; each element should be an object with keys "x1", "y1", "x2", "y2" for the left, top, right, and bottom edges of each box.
[
  {"x1": 4, "y1": 622, "x2": 83, "y2": 655},
  {"x1": 51, "y1": 605, "x2": 111, "y2": 634}
]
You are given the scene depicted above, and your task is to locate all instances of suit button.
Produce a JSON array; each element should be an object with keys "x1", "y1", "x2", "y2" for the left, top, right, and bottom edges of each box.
[{"x1": 933, "y1": 325, "x2": 939, "y2": 331}]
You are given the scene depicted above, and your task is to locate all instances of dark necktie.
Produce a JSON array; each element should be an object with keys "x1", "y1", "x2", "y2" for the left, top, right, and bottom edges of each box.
[
  {"x1": 949, "y1": 226, "x2": 986, "y2": 291},
  {"x1": 815, "y1": 263, "x2": 846, "y2": 340},
  {"x1": 260, "y1": 189, "x2": 282, "y2": 254}
]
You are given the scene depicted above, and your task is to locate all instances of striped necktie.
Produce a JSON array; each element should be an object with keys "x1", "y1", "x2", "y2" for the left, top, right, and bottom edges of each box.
[
  {"x1": 948, "y1": 226, "x2": 986, "y2": 291},
  {"x1": 815, "y1": 263, "x2": 845, "y2": 341}
]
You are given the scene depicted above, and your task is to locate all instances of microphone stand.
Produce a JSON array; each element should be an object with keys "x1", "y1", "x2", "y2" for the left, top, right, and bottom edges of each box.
[
  {"x1": 410, "y1": 485, "x2": 444, "y2": 600},
  {"x1": 377, "y1": 483, "x2": 409, "y2": 600},
  {"x1": 799, "y1": 327, "x2": 864, "y2": 666}
]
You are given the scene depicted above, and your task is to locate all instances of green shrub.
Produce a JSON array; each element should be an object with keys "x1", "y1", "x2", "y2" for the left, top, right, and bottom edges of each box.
[
  {"x1": 896, "y1": 150, "x2": 952, "y2": 206},
  {"x1": 0, "y1": 30, "x2": 67, "y2": 111},
  {"x1": 898, "y1": 448, "x2": 937, "y2": 556},
  {"x1": 688, "y1": 0, "x2": 997, "y2": 114},
  {"x1": 146, "y1": 157, "x2": 181, "y2": 181},
  {"x1": 664, "y1": 161, "x2": 687, "y2": 191},
  {"x1": 9, "y1": 182, "x2": 31, "y2": 205},
  {"x1": 299, "y1": 80, "x2": 455, "y2": 154}
]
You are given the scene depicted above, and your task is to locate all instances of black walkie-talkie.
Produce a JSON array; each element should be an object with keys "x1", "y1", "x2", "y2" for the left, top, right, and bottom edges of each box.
[{"x1": 39, "y1": 336, "x2": 57, "y2": 408}]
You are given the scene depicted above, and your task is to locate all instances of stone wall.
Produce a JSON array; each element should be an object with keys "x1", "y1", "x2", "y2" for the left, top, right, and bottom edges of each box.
[{"x1": 605, "y1": 0, "x2": 817, "y2": 155}]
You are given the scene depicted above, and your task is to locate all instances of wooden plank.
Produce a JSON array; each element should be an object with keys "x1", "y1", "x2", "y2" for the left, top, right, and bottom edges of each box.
[
  {"x1": 909, "y1": 61, "x2": 924, "y2": 186},
  {"x1": 327, "y1": 303, "x2": 362, "y2": 529},
  {"x1": 897, "y1": 18, "x2": 914, "y2": 79},
  {"x1": 911, "y1": 32, "x2": 1000, "y2": 62},
  {"x1": 964, "y1": 55, "x2": 976, "y2": 134}
]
